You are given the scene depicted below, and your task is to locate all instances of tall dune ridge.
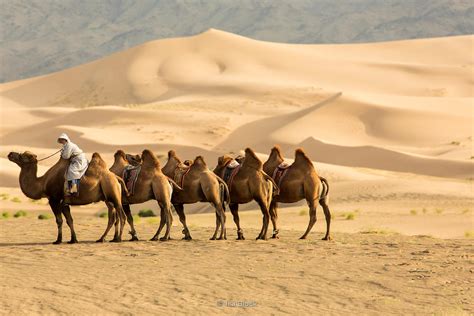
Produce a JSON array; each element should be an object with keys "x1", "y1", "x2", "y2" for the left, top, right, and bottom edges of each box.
[{"x1": 0, "y1": 29, "x2": 473, "y2": 314}]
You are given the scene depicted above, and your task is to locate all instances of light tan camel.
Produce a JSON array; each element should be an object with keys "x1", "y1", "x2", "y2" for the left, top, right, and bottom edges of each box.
[
  {"x1": 263, "y1": 146, "x2": 331, "y2": 240},
  {"x1": 214, "y1": 148, "x2": 277, "y2": 240},
  {"x1": 8, "y1": 151, "x2": 127, "y2": 244},
  {"x1": 161, "y1": 150, "x2": 229, "y2": 240},
  {"x1": 108, "y1": 149, "x2": 181, "y2": 241}
]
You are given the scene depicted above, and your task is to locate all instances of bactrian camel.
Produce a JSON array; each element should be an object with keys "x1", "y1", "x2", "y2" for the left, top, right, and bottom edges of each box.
[
  {"x1": 263, "y1": 146, "x2": 331, "y2": 240},
  {"x1": 8, "y1": 151, "x2": 128, "y2": 243},
  {"x1": 214, "y1": 148, "x2": 277, "y2": 240},
  {"x1": 161, "y1": 150, "x2": 229, "y2": 240},
  {"x1": 108, "y1": 149, "x2": 181, "y2": 241}
]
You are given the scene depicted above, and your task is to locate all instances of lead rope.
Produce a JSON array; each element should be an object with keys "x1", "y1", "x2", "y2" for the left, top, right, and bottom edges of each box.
[{"x1": 37, "y1": 149, "x2": 62, "y2": 162}]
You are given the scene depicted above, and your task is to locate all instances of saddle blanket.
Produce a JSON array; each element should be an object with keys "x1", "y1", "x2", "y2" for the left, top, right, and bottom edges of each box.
[
  {"x1": 123, "y1": 165, "x2": 141, "y2": 195},
  {"x1": 174, "y1": 165, "x2": 191, "y2": 188},
  {"x1": 223, "y1": 164, "x2": 241, "y2": 190},
  {"x1": 272, "y1": 162, "x2": 292, "y2": 189}
]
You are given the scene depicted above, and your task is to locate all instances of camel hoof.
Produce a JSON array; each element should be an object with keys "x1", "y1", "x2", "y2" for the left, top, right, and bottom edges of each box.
[
  {"x1": 129, "y1": 236, "x2": 139, "y2": 241},
  {"x1": 322, "y1": 236, "x2": 332, "y2": 241},
  {"x1": 209, "y1": 237, "x2": 217, "y2": 240},
  {"x1": 96, "y1": 239, "x2": 105, "y2": 243},
  {"x1": 52, "y1": 240, "x2": 62, "y2": 245},
  {"x1": 67, "y1": 239, "x2": 78, "y2": 244},
  {"x1": 150, "y1": 237, "x2": 158, "y2": 241},
  {"x1": 109, "y1": 238, "x2": 121, "y2": 243},
  {"x1": 217, "y1": 237, "x2": 225, "y2": 240},
  {"x1": 299, "y1": 236, "x2": 307, "y2": 240},
  {"x1": 183, "y1": 236, "x2": 192, "y2": 241},
  {"x1": 271, "y1": 235, "x2": 279, "y2": 239},
  {"x1": 159, "y1": 237, "x2": 169, "y2": 242}
]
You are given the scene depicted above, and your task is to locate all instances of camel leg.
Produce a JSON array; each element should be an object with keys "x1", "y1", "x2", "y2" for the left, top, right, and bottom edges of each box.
[
  {"x1": 256, "y1": 199, "x2": 270, "y2": 240},
  {"x1": 175, "y1": 204, "x2": 192, "y2": 240},
  {"x1": 300, "y1": 200, "x2": 317, "y2": 240},
  {"x1": 110, "y1": 201, "x2": 126, "y2": 242},
  {"x1": 123, "y1": 204, "x2": 139, "y2": 241},
  {"x1": 150, "y1": 207, "x2": 167, "y2": 241},
  {"x1": 111, "y1": 207, "x2": 120, "y2": 242},
  {"x1": 269, "y1": 200, "x2": 279, "y2": 239},
  {"x1": 49, "y1": 199, "x2": 63, "y2": 244},
  {"x1": 217, "y1": 203, "x2": 226, "y2": 240},
  {"x1": 159, "y1": 202, "x2": 172, "y2": 241},
  {"x1": 210, "y1": 211, "x2": 220, "y2": 240},
  {"x1": 229, "y1": 203, "x2": 244, "y2": 240},
  {"x1": 61, "y1": 205, "x2": 78, "y2": 244},
  {"x1": 97, "y1": 203, "x2": 116, "y2": 242},
  {"x1": 319, "y1": 198, "x2": 332, "y2": 241}
]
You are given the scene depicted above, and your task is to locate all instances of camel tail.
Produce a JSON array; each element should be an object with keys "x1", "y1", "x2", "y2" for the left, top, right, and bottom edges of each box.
[
  {"x1": 263, "y1": 172, "x2": 279, "y2": 196},
  {"x1": 115, "y1": 175, "x2": 130, "y2": 197},
  {"x1": 216, "y1": 176, "x2": 230, "y2": 206},
  {"x1": 266, "y1": 178, "x2": 273, "y2": 210},
  {"x1": 319, "y1": 176, "x2": 329, "y2": 203},
  {"x1": 167, "y1": 177, "x2": 183, "y2": 191}
]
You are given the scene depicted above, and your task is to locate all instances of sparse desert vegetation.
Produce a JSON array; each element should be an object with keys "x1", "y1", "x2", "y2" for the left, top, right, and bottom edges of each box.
[
  {"x1": 37, "y1": 214, "x2": 52, "y2": 220},
  {"x1": 10, "y1": 197, "x2": 21, "y2": 203},
  {"x1": 138, "y1": 209, "x2": 156, "y2": 217},
  {"x1": 13, "y1": 210, "x2": 27, "y2": 218}
]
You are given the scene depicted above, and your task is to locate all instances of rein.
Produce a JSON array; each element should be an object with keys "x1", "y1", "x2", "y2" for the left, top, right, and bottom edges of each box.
[{"x1": 37, "y1": 149, "x2": 62, "y2": 162}]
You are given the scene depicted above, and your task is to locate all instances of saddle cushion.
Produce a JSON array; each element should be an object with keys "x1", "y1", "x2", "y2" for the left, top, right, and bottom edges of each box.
[
  {"x1": 123, "y1": 165, "x2": 141, "y2": 195},
  {"x1": 174, "y1": 165, "x2": 191, "y2": 188},
  {"x1": 272, "y1": 162, "x2": 292, "y2": 189},
  {"x1": 223, "y1": 164, "x2": 241, "y2": 190}
]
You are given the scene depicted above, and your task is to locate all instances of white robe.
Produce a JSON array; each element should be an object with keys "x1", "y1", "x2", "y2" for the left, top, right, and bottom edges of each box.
[{"x1": 59, "y1": 133, "x2": 88, "y2": 181}]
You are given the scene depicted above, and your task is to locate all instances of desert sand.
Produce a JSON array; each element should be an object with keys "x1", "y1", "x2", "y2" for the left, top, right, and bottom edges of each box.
[{"x1": 0, "y1": 30, "x2": 473, "y2": 314}]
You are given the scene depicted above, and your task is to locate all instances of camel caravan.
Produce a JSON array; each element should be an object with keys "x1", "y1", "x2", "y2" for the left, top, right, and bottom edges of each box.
[{"x1": 8, "y1": 134, "x2": 331, "y2": 244}]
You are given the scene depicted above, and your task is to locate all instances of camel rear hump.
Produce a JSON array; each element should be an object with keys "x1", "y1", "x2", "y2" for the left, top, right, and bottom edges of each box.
[
  {"x1": 294, "y1": 148, "x2": 315, "y2": 169},
  {"x1": 243, "y1": 148, "x2": 263, "y2": 170}
]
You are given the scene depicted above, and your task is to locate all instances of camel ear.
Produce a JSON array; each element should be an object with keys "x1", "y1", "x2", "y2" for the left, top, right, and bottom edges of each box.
[
  {"x1": 168, "y1": 150, "x2": 176, "y2": 158},
  {"x1": 218, "y1": 156, "x2": 224, "y2": 165}
]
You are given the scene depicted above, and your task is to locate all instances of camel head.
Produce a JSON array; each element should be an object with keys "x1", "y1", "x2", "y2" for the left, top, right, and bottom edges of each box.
[
  {"x1": 125, "y1": 153, "x2": 142, "y2": 166},
  {"x1": 217, "y1": 154, "x2": 233, "y2": 167},
  {"x1": 183, "y1": 159, "x2": 193, "y2": 166},
  {"x1": 8, "y1": 151, "x2": 37, "y2": 167},
  {"x1": 142, "y1": 149, "x2": 160, "y2": 168}
]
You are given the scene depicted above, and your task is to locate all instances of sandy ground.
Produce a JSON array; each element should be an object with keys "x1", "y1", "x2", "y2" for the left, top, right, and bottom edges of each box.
[
  {"x1": 0, "y1": 211, "x2": 473, "y2": 315},
  {"x1": 0, "y1": 30, "x2": 473, "y2": 314}
]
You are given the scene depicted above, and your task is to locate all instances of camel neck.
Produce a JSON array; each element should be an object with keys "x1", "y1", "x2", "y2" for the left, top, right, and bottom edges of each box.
[{"x1": 19, "y1": 164, "x2": 44, "y2": 200}]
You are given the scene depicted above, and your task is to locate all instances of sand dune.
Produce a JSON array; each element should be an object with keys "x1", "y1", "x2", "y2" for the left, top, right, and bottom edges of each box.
[{"x1": 0, "y1": 30, "x2": 473, "y2": 314}]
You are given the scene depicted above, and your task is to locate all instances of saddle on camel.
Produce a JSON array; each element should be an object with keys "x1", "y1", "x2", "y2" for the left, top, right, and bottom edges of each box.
[
  {"x1": 108, "y1": 150, "x2": 182, "y2": 241},
  {"x1": 263, "y1": 146, "x2": 331, "y2": 240},
  {"x1": 162, "y1": 150, "x2": 230, "y2": 240},
  {"x1": 214, "y1": 148, "x2": 278, "y2": 240},
  {"x1": 8, "y1": 150, "x2": 129, "y2": 244}
]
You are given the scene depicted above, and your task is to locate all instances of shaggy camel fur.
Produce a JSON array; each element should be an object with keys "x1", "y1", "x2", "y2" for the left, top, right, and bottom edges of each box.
[
  {"x1": 162, "y1": 150, "x2": 229, "y2": 240},
  {"x1": 108, "y1": 149, "x2": 181, "y2": 241},
  {"x1": 263, "y1": 146, "x2": 331, "y2": 240},
  {"x1": 214, "y1": 148, "x2": 277, "y2": 240},
  {"x1": 8, "y1": 151, "x2": 127, "y2": 243}
]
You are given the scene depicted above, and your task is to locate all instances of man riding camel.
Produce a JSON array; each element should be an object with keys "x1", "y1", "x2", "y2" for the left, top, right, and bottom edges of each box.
[{"x1": 57, "y1": 133, "x2": 88, "y2": 194}]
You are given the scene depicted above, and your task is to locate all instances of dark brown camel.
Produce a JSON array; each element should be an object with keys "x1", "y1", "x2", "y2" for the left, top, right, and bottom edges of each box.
[
  {"x1": 214, "y1": 148, "x2": 277, "y2": 240},
  {"x1": 263, "y1": 146, "x2": 331, "y2": 240},
  {"x1": 8, "y1": 151, "x2": 128, "y2": 243},
  {"x1": 161, "y1": 150, "x2": 229, "y2": 240},
  {"x1": 108, "y1": 149, "x2": 181, "y2": 241}
]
